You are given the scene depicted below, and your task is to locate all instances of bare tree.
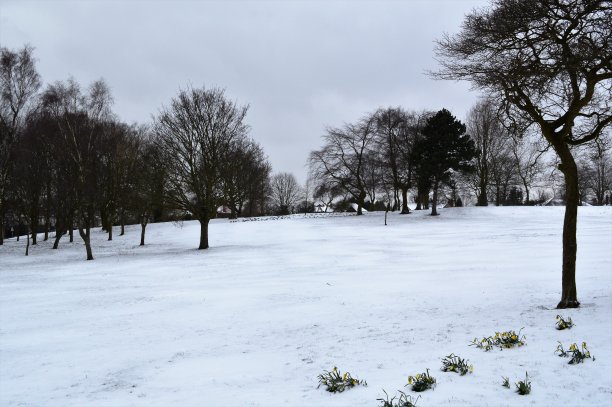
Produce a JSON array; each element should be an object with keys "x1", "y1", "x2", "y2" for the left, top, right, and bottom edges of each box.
[
  {"x1": 373, "y1": 108, "x2": 423, "y2": 214},
  {"x1": 312, "y1": 175, "x2": 343, "y2": 212},
  {"x1": 466, "y1": 99, "x2": 511, "y2": 206},
  {"x1": 310, "y1": 116, "x2": 376, "y2": 215},
  {"x1": 434, "y1": 0, "x2": 612, "y2": 308},
  {"x1": 155, "y1": 86, "x2": 249, "y2": 249},
  {"x1": 0, "y1": 44, "x2": 41, "y2": 245},
  {"x1": 222, "y1": 138, "x2": 269, "y2": 219},
  {"x1": 42, "y1": 78, "x2": 114, "y2": 260},
  {"x1": 511, "y1": 129, "x2": 549, "y2": 204},
  {"x1": 269, "y1": 172, "x2": 302, "y2": 215},
  {"x1": 583, "y1": 134, "x2": 611, "y2": 205}
]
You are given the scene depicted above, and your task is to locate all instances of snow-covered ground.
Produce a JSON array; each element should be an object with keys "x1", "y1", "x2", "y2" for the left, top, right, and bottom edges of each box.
[{"x1": 1, "y1": 207, "x2": 611, "y2": 407}]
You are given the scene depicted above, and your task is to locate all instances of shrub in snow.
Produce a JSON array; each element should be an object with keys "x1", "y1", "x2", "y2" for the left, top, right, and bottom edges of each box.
[
  {"x1": 555, "y1": 315, "x2": 574, "y2": 330},
  {"x1": 317, "y1": 366, "x2": 366, "y2": 393},
  {"x1": 377, "y1": 390, "x2": 420, "y2": 407},
  {"x1": 470, "y1": 329, "x2": 526, "y2": 351},
  {"x1": 501, "y1": 376, "x2": 510, "y2": 388},
  {"x1": 440, "y1": 353, "x2": 473, "y2": 375},
  {"x1": 515, "y1": 372, "x2": 531, "y2": 395},
  {"x1": 555, "y1": 341, "x2": 594, "y2": 364},
  {"x1": 407, "y1": 369, "x2": 436, "y2": 392}
]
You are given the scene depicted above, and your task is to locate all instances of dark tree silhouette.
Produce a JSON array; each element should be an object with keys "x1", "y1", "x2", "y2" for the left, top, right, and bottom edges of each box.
[
  {"x1": 310, "y1": 116, "x2": 376, "y2": 215},
  {"x1": 42, "y1": 78, "x2": 114, "y2": 260},
  {"x1": 434, "y1": 0, "x2": 612, "y2": 308},
  {"x1": 154, "y1": 86, "x2": 249, "y2": 249},
  {"x1": 269, "y1": 172, "x2": 302, "y2": 215},
  {"x1": 0, "y1": 45, "x2": 41, "y2": 245},
  {"x1": 413, "y1": 109, "x2": 476, "y2": 216}
]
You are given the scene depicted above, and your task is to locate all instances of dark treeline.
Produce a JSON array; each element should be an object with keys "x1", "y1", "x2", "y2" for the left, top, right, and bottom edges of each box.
[
  {"x1": 0, "y1": 45, "x2": 275, "y2": 258},
  {"x1": 309, "y1": 99, "x2": 611, "y2": 217},
  {"x1": 309, "y1": 107, "x2": 478, "y2": 216}
]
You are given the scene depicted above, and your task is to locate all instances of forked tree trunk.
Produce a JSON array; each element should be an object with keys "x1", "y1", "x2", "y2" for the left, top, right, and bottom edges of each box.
[
  {"x1": 431, "y1": 179, "x2": 439, "y2": 216},
  {"x1": 198, "y1": 219, "x2": 210, "y2": 249},
  {"x1": 556, "y1": 144, "x2": 580, "y2": 309}
]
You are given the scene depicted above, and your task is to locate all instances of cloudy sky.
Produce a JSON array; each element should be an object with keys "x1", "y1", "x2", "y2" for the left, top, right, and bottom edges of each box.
[{"x1": 1, "y1": 0, "x2": 489, "y2": 182}]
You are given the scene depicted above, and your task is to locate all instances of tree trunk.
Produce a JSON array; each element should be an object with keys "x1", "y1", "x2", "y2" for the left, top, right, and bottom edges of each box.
[
  {"x1": 78, "y1": 226, "x2": 94, "y2": 260},
  {"x1": 30, "y1": 215, "x2": 38, "y2": 245},
  {"x1": 120, "y1": 210, "x2": 125, "y2": 236},
  {"x1": 25, "y1": 226, "x2": 30, "y2": 256},
  {"x1": 0, "y1": 214, "x2": 3, "y2": 245},
  {"x1": 356, "y1": 192, "x2": 366, "y2": 216},
  {"x1": 52, "y1": 228, "x2": 63, "y2": 249},
  {"x1": 108, "y1": 224, "x2": 112, "y2": 241},
  {"x1": 477, "y1": 176, "x2": 488, "y2": 206},
  {"x1": 401, "y1": 187, "x2": 410, "y2": 214},
  {"x1": 198, "y1": 219, "x2": 210, "y2": 249},
  {"x1": 556, "y1": 145, "x2": 580, "y2": 309},
  {"x1": 140, "y1": 223, "x2": 146, "y2": 246},
  {"x1": 431, "y1": 179, "x2": 439, "y2": 216}
]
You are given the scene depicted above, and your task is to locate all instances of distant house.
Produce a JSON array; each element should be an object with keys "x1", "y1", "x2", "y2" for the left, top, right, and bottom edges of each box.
[
  {"x1": 540, "y1": 198, "x2": 591, "y2": 206},
  {"x1": 216, "y1": 205, "x2": 233, "y2": 218}
]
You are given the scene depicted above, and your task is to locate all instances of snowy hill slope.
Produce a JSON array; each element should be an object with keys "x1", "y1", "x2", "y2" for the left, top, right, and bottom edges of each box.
[{"x1": 1, "y1": 207, "x2": 611, "y2": 406}]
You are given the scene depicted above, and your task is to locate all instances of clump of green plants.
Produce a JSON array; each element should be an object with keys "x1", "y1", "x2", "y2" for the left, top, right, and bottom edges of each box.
[
  {"x1": 407, "y1": 369, "x2": 436, "y2": 392},
  {"x1": 377, "y1": 390, "x2": 421, "y2": 407},
  {"x1": 470, "y1": 328, "x2": 526, "y2": 351},
  {"x1": 501, "y1": 376, "x2": 510, "y2": 388},
  {"x1": 555, "y1": 341, "x2": 594, "y2": 364},
  {"x1": 317, "y1": 366, "x2": 366, "y2": 393},
  {"x1": 555, "y1": 315, "x2": 574, "y2": 330},
  {"x1": 514, "y1": 372, "x2": 531, "y2": 395},
  {"x1": 441, "y1": 353, "x2": 473, "y2": 375}
]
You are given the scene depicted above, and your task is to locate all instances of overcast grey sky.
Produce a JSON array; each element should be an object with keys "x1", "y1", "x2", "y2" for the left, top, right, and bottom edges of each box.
[{"x1": 1, "y1": 0, "x2": 489, "y2": 182}]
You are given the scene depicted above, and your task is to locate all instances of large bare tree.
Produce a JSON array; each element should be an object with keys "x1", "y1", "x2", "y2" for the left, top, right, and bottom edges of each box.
[
  {"x1": 373, "y1": 107, "x2": 421, "y2": 214},
  {"x1": 155, "y1": 86, "x2": 249, "y2": 249},
  {"x1": 434, "y1": 0, "x2": 611, "y2": 308},
  {"x1": 42, "y1": 78, "x2": 114, "y2": 260},
  {"x1": 269, "y1": 172, "x2": 302, "y2": 215},
  {"x1": 466, "y1": 99, "x2": 511, "y2": 206},
  {"x1": 310, "y1": 116, "x2": 376, "y2": 215}
]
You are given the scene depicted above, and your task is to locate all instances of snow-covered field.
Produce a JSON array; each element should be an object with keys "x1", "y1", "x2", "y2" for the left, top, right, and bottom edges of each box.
[{"x1": 1, "y1": 207, "x2": 611, "y2": 407}]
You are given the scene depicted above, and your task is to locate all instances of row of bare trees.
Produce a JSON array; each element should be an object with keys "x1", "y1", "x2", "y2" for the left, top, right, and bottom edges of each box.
[
  {"x1": 309, "y1": 98, "x2": 610, "y2": 216},
  {"x1": 1, "y1": 45, "x2": 287, "y2": 258}
]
